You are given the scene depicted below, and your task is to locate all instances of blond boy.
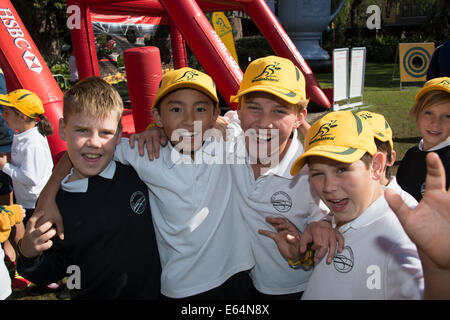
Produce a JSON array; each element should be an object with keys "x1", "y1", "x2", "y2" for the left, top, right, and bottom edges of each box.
[{"x1": 16, "y1": 77, "x2": 161, "y2": 299}]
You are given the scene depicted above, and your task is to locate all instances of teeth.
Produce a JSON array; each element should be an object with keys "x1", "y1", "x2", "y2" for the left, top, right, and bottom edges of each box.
[{"x1": 85, "y1": 154, "x2": 100, "y2": 159}]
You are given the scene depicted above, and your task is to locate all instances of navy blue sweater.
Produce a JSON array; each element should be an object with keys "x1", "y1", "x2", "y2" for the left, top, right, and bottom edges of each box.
[{"x1": 17, "y1": 162, "x2": 161, "y2": 299}]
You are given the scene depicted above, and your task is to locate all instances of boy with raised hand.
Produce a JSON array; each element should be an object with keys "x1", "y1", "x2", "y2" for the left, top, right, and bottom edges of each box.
[
  {"x1": 16, "y1": 77, "x2": 161, "y2": 299},
  {"x1": 35, "y1": 68, "x2": 255, "y2": 299},
  {"x1": 356, "y1": 110, "x2": 417, "y2": 207},
  {"x1": 276, "y1": 110, "x2": 424, "y2": 299}
]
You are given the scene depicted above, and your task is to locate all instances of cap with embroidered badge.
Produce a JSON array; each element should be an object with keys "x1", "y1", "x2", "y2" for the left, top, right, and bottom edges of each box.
[
  {"x1": 229, "y1": 55, "x2": 306, "y2": 105},
  {"x1": 0, "y1": 89, "x2": 45, "y2": 119},
  {"x1": 290, "y1": 110, "x2": 377, "y2": 176},
  {"x1": 415, "y1": 76, "x2": 450, "y2": 101},
  {"x1": 356, "y1": 111, "x2": 393, "y2": 149},
  {"x1": 152, "y1": 67, "x2": 219, "y2": 109}
]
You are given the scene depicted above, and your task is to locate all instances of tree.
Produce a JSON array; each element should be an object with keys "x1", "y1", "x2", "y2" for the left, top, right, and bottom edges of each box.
[{"x1": 11, "y1": 0, "x2": 70, "y2": 57}]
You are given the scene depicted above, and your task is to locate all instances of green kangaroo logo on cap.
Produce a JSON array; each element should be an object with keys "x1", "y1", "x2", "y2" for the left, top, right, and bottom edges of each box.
[
  {"x1": 253, "y1": 62, "x2": 281, "y2": 82},
  {"x1": 176, "y1": 70, "x2": 199, "y2": 82},
  {"x1": 309, "y1": 120, "x2": 338, "y2": 144}
]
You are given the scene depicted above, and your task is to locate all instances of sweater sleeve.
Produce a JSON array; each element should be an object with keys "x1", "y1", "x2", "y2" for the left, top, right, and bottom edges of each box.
[{"x1": 16, "y1": 240, "x2": 69, "y2": 286}]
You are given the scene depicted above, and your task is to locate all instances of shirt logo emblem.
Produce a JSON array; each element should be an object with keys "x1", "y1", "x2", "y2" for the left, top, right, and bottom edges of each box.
[
  {"x1": 130, "y1": 191, "x2": 146, "y2": 215},
  {"x1": 333, "y1": 246, "x2": 354, "y2": 273},
  {"x1": 271, "y1": 191, "x2": 292, "y2": 213}
]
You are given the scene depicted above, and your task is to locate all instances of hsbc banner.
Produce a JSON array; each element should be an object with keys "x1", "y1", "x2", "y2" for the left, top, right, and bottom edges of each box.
[
  {"x1": 0, "y1": 1, "x2": 62, "y2": 103},
  {"x1": 0, "y1": 0, "x2": 65, "y2": 162}
]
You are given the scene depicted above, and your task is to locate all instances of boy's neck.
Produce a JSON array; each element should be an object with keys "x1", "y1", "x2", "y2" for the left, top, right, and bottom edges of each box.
[
  {"x1": 17, "y1": 123, "x2": 36, "y2": 134},
  {"x1": 250, "y1": 137, "x2": 292, "y2": 179}
]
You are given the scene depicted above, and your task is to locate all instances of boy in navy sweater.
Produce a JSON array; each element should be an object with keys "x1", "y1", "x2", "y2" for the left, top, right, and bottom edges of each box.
[{"x1": 16, "y1": 77, "x2": 161, "y2": 299}]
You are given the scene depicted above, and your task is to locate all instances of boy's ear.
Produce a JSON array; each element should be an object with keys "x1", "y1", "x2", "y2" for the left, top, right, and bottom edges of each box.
[
  {"x1": 293, "y1": 108, "x2": 307, "y2": 129},
  {"x1": 151, "y1": 108, "x2": 164, "y2": 128},
  {"x1": 58, "y1": 118, "x2": 66, "y2": 141},
  {"x1": 371, "y1": 152, "x2": 385, "y2": 180},
  {"x1": 387, "y1": 150, "x2": 397, "y2": 167}
]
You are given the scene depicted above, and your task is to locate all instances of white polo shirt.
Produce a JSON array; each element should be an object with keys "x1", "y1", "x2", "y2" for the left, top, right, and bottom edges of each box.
[
  {"x1": 114, "y1": 137, "x2": 255, "y2": 298},
  {"x1": 227, "y1": 122, "x2": 329, "y2": 295},
  {"x1": 302, "y1": 195, "x2": 424, "y2": 300}
]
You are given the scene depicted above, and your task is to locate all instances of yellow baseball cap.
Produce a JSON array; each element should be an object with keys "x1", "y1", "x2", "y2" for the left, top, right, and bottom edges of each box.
[
  {"x1": 356, "y1": 111, "x2": 393, "y2": 149},
  {"x1": 152, "y1": 67, "x2": 219, "y2": 109},
  {"x1": 0, "y1": 89, "x2": 45, "y2": 119},
  {"x1": 291, "y1": 111, "x2": 377, "y2": 175},
  {"x1": 415, "y1": 77, "x2": 450, "y2": 101},
  {"x1": 229, "y1": 55, "x2": 306, "y2": 105}
]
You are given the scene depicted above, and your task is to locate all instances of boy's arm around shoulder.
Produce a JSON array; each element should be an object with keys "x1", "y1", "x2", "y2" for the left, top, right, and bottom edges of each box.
[{"x1": 35, "y1": 152, "x2": 73, "y2": 240}]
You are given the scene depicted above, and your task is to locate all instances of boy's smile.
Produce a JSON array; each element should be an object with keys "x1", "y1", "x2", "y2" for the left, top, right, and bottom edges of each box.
[
  {"x1": 417, "y1": 102, "x2": 450, "y2": 150},
  {"x1": 153, "y1": 88, "x2": 218, "y2": 157},
  {"x1": 59, "y1": 112, "x2": 122, "y2": 181},
  {"x1": 237, "y1": 94, "x2": 305, "y2": 167},
  {"x1": 308, "y1": 156, "x2": 383, "y2": 227}
]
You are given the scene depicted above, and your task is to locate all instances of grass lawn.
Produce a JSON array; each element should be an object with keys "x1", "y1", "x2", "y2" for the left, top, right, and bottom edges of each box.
[{"x1": 312, "y1": 62, "x2": 424, "y2": 169}]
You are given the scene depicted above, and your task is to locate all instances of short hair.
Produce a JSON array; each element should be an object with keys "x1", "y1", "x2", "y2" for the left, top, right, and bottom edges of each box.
[
  {"x1": 410, "y1": 90, "x2": 450, "y2": 122},
  {"x1": 239, "y1": 91, "x2": 308, "y2": 113},
  {"x1": 63, "y1": 76, "x2": 123, "y2": 124}
]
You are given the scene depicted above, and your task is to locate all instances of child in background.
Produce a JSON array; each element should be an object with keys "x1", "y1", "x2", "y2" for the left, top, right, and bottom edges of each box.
[
  {"x1": 356, "y1": 111, "x2": 417, "y2": 207},
  {"x1": 0, "y1": 89, "x2": 54, "y2": 223},
  {"x1": 396, "y1": 77, "x2": 450, "y2": 201},
  {"x1": 267, "y1": 110, "x2": 424, "y2": 299},
  {"x1": 0, "y1": 204, "x2": 24, "y2": 299},
  {"x1": 16, "y1": 77, "x2": 161, "y2": 299}
]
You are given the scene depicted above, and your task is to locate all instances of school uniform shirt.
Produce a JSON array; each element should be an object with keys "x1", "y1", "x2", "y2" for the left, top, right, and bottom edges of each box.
[
  {"x1": 1, "y1": 127, "x2": 53, "y2": 209},
  {"x1": 397, "y1": 139, "x2": 450, "y2": 202},
  {"x1": 302, "y1": 195, "x2": 424, "y2": 300},
  {"x1": 17, "y1": 161, "x2": 161, "y2": 299},
  {"x1": 386, "y1": 176, "x2": 418, "y2": 208},
  {"x1": 0, "y1": 247, "x2": 11, "y2": 300},
  {"x1": 226, "y1": 119, "x2": 329, "y2": 295},
  {"x1": 114, "y1": 137, "x2": 255, "y2": 298}
]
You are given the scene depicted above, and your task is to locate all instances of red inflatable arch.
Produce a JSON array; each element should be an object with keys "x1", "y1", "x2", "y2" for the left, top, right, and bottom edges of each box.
[
  {"x1": 0, "y1": 0, "x2": 331, "y2": 162},
  {"x1": 69, "y1": 0, "x2": 331, "y2": 129},
  {"x1": 0, "y1": 0, "x2": 65, "y2": 163}
]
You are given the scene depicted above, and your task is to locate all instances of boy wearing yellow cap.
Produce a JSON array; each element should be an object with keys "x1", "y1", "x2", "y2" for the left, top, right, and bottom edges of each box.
[
  {"x1": 0, "y1": 89, "x2": 53, "y2": 224},
  {"x1": 225, "y1": 56, "x2": 339, "y2": 299},
  {"x1": 35, "y1": 69, "x2": 255, "y2": 299},
  {"x1": 131, "y1": 56, "x2": 341, "y2": 299},
  {"x1": 357, "y1": 111, "x2": 417, "y2": 207},
  {"x1": 283, "y1": 110, "x2": 424, "y2": 299},
  {"x1": 397, "y1": 77, "x2": 450, "y2": 202}
]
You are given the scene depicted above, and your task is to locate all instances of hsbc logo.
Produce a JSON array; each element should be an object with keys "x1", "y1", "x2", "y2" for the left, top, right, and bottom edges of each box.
[
  {"x1": 0, "y1": 7, "x2": 42, "y2": 74},
  {"x1": 23, "y1": 50, "x2": 42, "y2": 73}
]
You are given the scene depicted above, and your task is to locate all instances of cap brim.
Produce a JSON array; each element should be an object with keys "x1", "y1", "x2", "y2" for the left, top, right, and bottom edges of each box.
[
  {"x1": 153, "y1": 82, "x2": 219, "y2": 109},
  {"x1": 291, "y1": 145, "x2": 367, "y2": 176},
  {"x1": 0, "y1": 94, "x2": 14, "y2": 107},
  {"x1": 415, "y1": 85, "x2": 450, "y2": 101},
  {"x1": 230, "y1": 85, "x2": 303, "y2": 105}
]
